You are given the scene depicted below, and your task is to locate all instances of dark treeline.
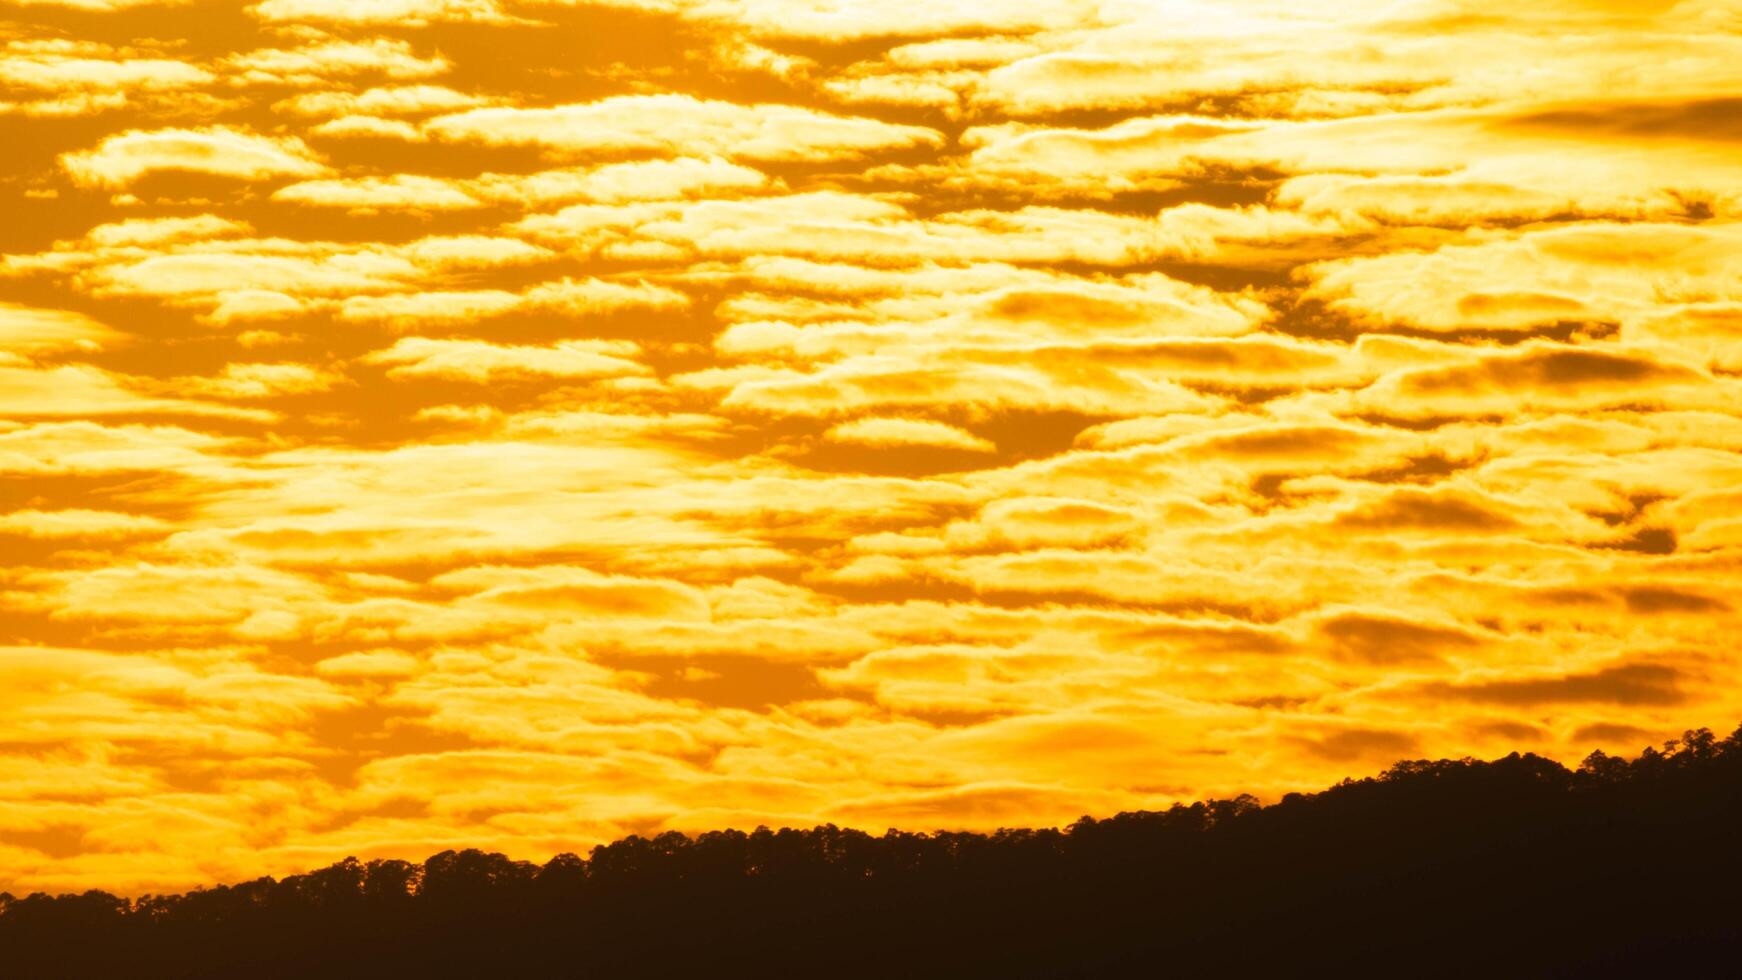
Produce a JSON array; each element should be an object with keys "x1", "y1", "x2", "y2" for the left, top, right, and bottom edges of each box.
[{"x1": 6, "y1": 728, "x2": 1742, "y2": 978}]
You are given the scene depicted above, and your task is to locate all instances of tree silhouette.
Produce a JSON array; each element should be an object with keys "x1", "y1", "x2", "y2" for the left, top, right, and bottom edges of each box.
[{"x1": 4, "y1": 726, "x2": 1741, "y2": 978}]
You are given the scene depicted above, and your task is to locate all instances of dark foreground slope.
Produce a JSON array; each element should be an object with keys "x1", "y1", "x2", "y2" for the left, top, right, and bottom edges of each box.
[{"x1": 5, "y1": 728, "x2": 1742, "y2": 979}]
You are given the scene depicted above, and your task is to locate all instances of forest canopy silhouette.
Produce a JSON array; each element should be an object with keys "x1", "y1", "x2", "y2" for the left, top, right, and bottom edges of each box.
[{"x1": 4, "y1": 727, "x2": 1741, "y2": 978}]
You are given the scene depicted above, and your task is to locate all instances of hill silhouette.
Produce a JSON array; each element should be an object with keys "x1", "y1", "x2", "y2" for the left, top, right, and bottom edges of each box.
[{"x1": 5, "y1": 727, "x2": 1742, "y2": 978}]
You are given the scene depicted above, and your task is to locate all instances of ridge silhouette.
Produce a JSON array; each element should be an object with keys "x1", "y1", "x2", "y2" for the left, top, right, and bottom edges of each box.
[{"x1": 5, "y1": 727, "x2": 1741, "y2": 978}]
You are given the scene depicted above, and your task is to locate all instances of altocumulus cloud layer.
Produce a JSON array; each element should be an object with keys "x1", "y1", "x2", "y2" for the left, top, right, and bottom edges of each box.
[{"x1": 2, "y1": 0, "x2": 1741, "y2": 894}]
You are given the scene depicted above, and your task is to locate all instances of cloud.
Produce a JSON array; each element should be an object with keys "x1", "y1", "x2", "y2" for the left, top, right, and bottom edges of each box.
[
  {"x1": 425, "y1": 95, "x2": 942, "y2": 162},
  {"x1": 86, "y1": 252, "x2": 411, "y2": 302},
  {"x1": 1288, "y1": 726, "x2": 1421, "y2": 764},
  {"x1": 272, "y1": 175, "x2": 487, "y2": 211},
  {"x1": 337, "y1": 278, "x2": 687, "y2": 329},
  {"x1": 0, "y1": 303, "x2": 122, "y2": 356},
  {"x1": 0, "y1": 421, "x2": 224, "y2": 475},
  {"x1": 220, "y1": 39, "x2": 450, "y2": 84},
  {"x1": 1307, "y1": 223, "x2": 1742, "y2": 331},
  {"x1": 693, "y1": 350, "x2": 1222, "y2": 418},
  {"x1": 0, "y1": 49, "x2": 211, "y2": 93},
  {"x1": 515, "y1": 192, "x2": 1344, "y2": 269},
  {"x1": 1310, "y1": 607, "x2": 1482, "y2": 665},
  {"x1": 1331, "y1": 487, "x2": 1524, "y2": 534},
  {"x1": 362, "y1": 338, "x2": 649, "y2": 382},
  {"x1": 1277, "y1": 172, "x2": 1600, "y2": 228},
  {"x1": 315, "y1": 650, "x2": 421, "y2": 679},
  {"x1": 307, "y1": 116, "x2": 425, "y2": 141},
  {"x1": 28, "y1": 563, "x2": 330, "y2": 623},
  {"x1": 1417, "y1": 662, "x2": 1690, "y2": 706},
  {"x1": 0, "y1": 227, "x2": 601, "y2": 321},
  {"x1": 436, "y1": 565, "x2": 711, "y2": 621},
  {"x1": 827, "y1": 782, "x2": 1117, "y2": 826},
  {"x1": 492, "y1": 157, "x2": 770, "y2": 205},
  {"x1": 272, "y1": 158, "x2": 771, "y2": 211},
  {"x1": 0, "y1": 509, "x2": 168, "y2": 539},
  {"x1": 60, "y1": 127, "x2": 329, "y2": 187},
  {"x1": 1355, "y1": 345, "x2": 1715, "y2": 418},
  {"x1": 824, "y1": 418, "x2": 995, "y2": 453},
  {"x1": 83, "y1": 215, "x2": 253, "y2": 247},
  {"x1": 249, "y1": 0, "x2": 508, "y2": 25},
  {"x1": 964, "y1": 497, "x2": 1142, "y2": 550},
  {"x1": 274, "y1": 85, "x2": 493, "y2": 118},
  {"x1": 0, "y1": 365, "x2": 270, "y2": 420},
  {"x1": 2, "y1": 0, "x2": 181, "y2": 8},
  {"x1": 7, "y1": 0, "x2": 1742, "y2": 897},
  {"x1": 176, "y1": 362, "x2": 347, "y2": 399},
  {"x1": 1509, "y1": 97, "x2": 1742, "y2": 143}
]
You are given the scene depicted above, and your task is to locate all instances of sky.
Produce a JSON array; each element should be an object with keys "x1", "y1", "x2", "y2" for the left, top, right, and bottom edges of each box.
[{"x1": 3, "y1": 0, "x2": 1741, "y2": 895}]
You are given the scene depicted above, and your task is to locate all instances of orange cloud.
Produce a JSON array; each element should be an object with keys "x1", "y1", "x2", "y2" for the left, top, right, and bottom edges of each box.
[
  {"x1": 425, "y1": 95, "x2": 942, "y2": 162},
  {"x1": 4, "y1": 0, "x2": 1742, "y2": 898},
  {"x1": 60, "y1": 127, "x2": 329, "y2": 187}
]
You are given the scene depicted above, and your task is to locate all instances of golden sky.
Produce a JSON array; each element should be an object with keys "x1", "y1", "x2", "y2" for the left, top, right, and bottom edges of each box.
[{"x1": 4, "y1": 0, "x2": 1742, "y2": 895}]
